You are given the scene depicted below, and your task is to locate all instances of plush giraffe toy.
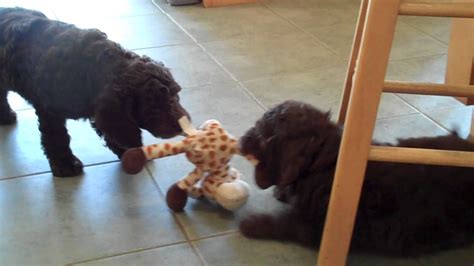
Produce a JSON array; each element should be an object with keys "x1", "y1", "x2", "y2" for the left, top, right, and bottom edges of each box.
[{"x1": 121, "y1": 117, "x2": 258, "y2": 212}]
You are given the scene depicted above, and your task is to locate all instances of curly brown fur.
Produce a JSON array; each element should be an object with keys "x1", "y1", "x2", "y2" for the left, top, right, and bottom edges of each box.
[
  {"x1": 239, "y1": 100, "x2": 474, "y2": 257},
  {"x1": 0, "y1": 7, "x2": 189, "y2": 177}
]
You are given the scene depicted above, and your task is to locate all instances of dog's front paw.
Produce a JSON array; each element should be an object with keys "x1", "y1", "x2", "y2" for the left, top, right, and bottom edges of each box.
[
  {"x1": 50, "y1": 155, "x2": 84, "y2": 177},
  {"x1": 0, "y1": 110, "x2": 17, "y2": 125},
  {"x1": 239, "y1": 214, "x2": 275, "y2": 239}
]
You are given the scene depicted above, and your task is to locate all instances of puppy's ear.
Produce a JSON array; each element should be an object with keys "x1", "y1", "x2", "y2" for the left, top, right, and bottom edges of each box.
[
  {"x1": 309, "y1": 132, "x2": 340, "y2": 171},
  {"x1": 278, "y1": 156, "x2": 306, "y2": 187},
  {"x1": 94, "y1": 91, "x2": 142, "y2": 150},
  {"x1": 276, "y1": 138, "x2": 310, "y2": 187}
]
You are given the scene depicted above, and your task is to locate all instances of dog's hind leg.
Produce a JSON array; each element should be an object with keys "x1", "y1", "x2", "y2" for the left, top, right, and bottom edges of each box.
[
  {"x1": 36, "y1": 108, "x2": 83, "y2": 177},
  {"x1": 0, "y1": 88, "x2": 17, "y2": 125}
]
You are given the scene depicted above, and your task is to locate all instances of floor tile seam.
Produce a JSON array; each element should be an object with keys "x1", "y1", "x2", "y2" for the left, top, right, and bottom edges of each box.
[
  {"x1": 236, "y1": 82, "x2": 269, "y2": 111},
  {"x1": 65, "y1": 239, "x2": 189, "y2": 265},
  {"x1": 398, "y1": 19, "x2": 449, "y2": 48},
  {"x1": 195, "y1": 42, "x2": 239, "y2": 81},
  {"x1": 189, "y1": 240, "x2": 208, "y2": 266},
  {"x1": 151, "y1": 0, "x2": 198, "y2": 44},
  {"x1": 376, "y1": 111, "x2": 422, "y2": 121},
  {"x1": 374, "y1": 111, "x2": 427, "y2": 122},
  {"x1": 375, "y1": 111, "x2": 423, "y2": 122},
  {"x1": 259, "y1": 1, "x2": 347, "y2": 60},
  {"x1": 0, "y1": 160, "x2": 119, "y2": 182},
  {"x1": 55, "y1": 11, "x2": 162, "y2": 22},
  {"x1": 189, "y1": 229, "x2": 237, "y2": 242},
  {"x1": 417, "y1": 105, "x2": 474, "y2": 133},
  {"x1": 395, "y1": 98, "x2": 472, "y2": 114},
  {"x1": 388, "y1": 51, "x2": 448, "y2": 63},
  {"x1": 11, "y1": 106, "x2": 33, "y2": 112},
  {"x1": 9, "y1": 107, "x2": 35, "y2": 114},
  {"x1": 143, "y1": 160, "x2": 232, "y2": 266},
  {"x1": 392, "y1": 94, "x2": 451, "y2": 133},
  {"x1": 387, "y1": 52, "x2": 448, "y2": 63},
  {"x1": 188, "y1": 230, "x2": 240, "y2": 266},
  {"x1": 144, "y1": 165, "x2": 167, "y2": 199},
  {"x1": 130, "y1": 41, "x2": 199, "y2": 51},
  {"x1": 393, "y1": 93, "x2": 471, "y2": 115},
  {"x1": 143, "y1": 165, "x2": 197, "y2": 245},
  {"x1": 0, "y1": 171, "x2": 51, "y2": 182},
  {"x1": 189, "y1": 230, "x2": 243, "y2": 265},
  {"x1": 151, "y1": 0, "x2": 240, "y2": 82},
  {"x1": 235, "y1": 62, "x2": 349, "y2": 86},
  {"x1": 153, "y1": 0, "x2": 346, "y2": 84},
  {"x1": 378, "y1": 91, "x2": 421, "y2": 119}
]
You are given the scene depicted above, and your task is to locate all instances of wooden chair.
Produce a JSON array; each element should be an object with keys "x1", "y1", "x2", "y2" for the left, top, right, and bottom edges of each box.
[
  {"x1": 202, "y1": 0, "x2": 256, "y2": 8},
  {"x1": 317, "y1": 1, "x2": 474, "y2": 265}
]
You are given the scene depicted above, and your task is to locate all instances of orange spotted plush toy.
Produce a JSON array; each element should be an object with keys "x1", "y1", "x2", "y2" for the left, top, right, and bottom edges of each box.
[{"x1": 121, "y1": 117, "x2": 258, "y2": 212}]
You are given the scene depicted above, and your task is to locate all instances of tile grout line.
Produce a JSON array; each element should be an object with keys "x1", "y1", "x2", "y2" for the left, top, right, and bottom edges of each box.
[
  {"x1": 0, "y1": 160, "x2": 121, "y2": 182},
  {"x1": 236, "y1": 82, "x2": 268, "y2": 111},
  {"x1": 150, "y1": 0, "x2": 271, "y2": 115},
  {"x1": 144, "y1": 162, "x2": 240, "y2": 266},
  {"x1": 149, "y1": 0, "x2": 343, "y2": 114},
  {"x1": 189, "y1": 241, "x2": 208, "y2": 266},
  {"x1": 392, "y1": 93, "x2": 451, "y2": 133},
  {"x1": 144, "y1": 163, "x2": 207, "y2": 265},
  {"x1": 151, "y1": 0, "x2": 239, "y2": 82},
  {"x1": 55, "y1": 11, "x2": 163, "y2": 23},
  {"x1": 187, "y1": 230, "x2": 242, "y2": 266},
  {"x1": 190, "y1": 230, "x2": 237, "y2": 242},
  {"x1": 398, "y1": 19, "x2": 449, "y2": 48},
  {"x1": 66, "y1": 240, "x2": 190, "y2": 265},
  {"x1": 388, "y1": 52, "x2": 448, "y2": 63},
  {"x1": 131, "y1": 42, "x2": 200, "y2": 51},
  {"x1": 259, "y1": 1, "x2": 343, "y2": 59}
]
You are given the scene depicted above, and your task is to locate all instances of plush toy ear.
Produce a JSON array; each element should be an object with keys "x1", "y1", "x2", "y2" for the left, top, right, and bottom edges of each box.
[{"x1": 199, "y1": 119, "x2": 221, "y2": 130}]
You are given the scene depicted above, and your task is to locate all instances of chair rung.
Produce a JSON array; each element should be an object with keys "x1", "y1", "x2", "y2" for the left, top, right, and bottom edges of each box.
[
  {"x1": 399, "y1": 2, "x2": 474, "y2": 18},
  {"x1": 369, "y1": 146, "x2": 474, "y2": 168},
  {"x1": 384, "y1": 81, "x2": 474, "y2": 97}
]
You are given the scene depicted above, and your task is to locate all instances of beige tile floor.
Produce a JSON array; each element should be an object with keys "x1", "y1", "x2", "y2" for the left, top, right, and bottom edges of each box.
[{"x1": 0, "y1": 0, "x2": 473, "y2": 265}]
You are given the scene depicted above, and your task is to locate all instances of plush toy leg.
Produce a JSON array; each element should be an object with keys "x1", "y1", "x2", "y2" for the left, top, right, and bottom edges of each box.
[
  {"x1": 166, "y1": 168, "x2": 204, "y2": 212},
  {"x1": 188, "y1": 186, "x2": 204, "y2": 199},
  {"x1": 121, "y1": 148, "x2": 147, "y2": 174},
  {"x1": 213, "y1": 169, "x2": 250, "y2": 211},
  {"x1": 166, "y1": 183, "x2": 188, "y2": 212}
]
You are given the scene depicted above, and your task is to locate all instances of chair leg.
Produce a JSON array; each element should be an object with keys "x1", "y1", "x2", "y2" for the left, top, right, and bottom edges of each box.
[
  {"x1": 338, "y1": 0, "x2": 369, "y2": 124},
  {"x1": 445, "y1": 18, "x2": 474, "y2": 105},
  {"x1": 317, "y1": 0, "x2": 400, "y2": 265},
  {"x1": 470, "y1": 108, "x2": 474, "y2": 142}
]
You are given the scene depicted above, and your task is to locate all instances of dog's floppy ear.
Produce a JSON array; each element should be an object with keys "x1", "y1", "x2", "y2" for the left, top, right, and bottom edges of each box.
[
  {"x1": 276, "y1": 138, "x2": 311, "y2": 188},
  {"x1": 94, "y1": 90, "x2": 142, "y2": 150},
  {"x1": 309, "y1": 132, "x2": 340, "y2": 171}
]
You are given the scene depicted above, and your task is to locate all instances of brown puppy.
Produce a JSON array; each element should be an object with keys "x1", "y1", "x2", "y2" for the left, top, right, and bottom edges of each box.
[
  {"x1": 0, "y1": 7, "x2": 189, "y2": 176},
  {"x1": 239, "y1": 100, "x2": 474, "y2": 256}
]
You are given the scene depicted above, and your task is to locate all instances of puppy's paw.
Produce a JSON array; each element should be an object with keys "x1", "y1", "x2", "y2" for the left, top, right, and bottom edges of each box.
[
  {"x1": 50, "y1": 155, "x2": 84, "y2": 177},
  {"x1": 0, "y1": 110, "x2": 17, "y2": 125},
  {"x1": 239, "y1": 214, "x2": 274, "y2": 239}
]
